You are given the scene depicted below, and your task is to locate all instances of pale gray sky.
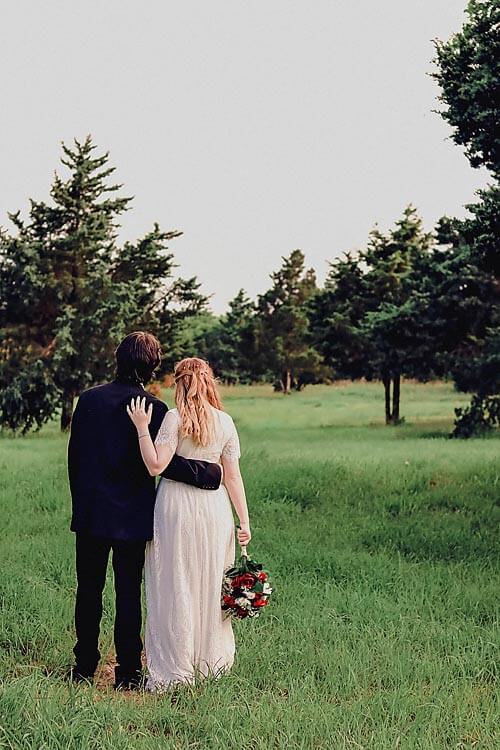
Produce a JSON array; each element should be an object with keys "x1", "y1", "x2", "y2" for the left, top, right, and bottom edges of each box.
[{"x1": 1, "y1": 1, "x2": 489, "y2": 312}]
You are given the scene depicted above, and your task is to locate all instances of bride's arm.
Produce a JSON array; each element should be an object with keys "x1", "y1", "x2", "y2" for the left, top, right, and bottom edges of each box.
[
  {"x1": 222, "y1": 457, "x2": 251, "y2": 546},
  {"x1": 127, "y1": 396, "x2": 175, "y2": 476}
]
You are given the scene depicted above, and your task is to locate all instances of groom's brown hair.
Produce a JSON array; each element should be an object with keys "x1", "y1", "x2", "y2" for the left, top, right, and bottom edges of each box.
[{"x1": 115, "y1": 331, "x2": 162, "y2": 384}]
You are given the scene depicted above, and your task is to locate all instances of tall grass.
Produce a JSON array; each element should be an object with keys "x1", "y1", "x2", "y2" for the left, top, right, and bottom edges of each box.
[{"x1": 0, "y1": 382, "x2": 498, "y2": 749}]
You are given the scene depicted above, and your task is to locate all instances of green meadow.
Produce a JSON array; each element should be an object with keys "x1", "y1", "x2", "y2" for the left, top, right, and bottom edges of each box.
[{"x1": 0, "y1": 382, "x2": 499, "y2": 749}]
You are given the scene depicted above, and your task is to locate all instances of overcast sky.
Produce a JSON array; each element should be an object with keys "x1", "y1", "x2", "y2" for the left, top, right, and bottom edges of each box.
[{"x1": 1, "y1": 1, "x2": 489, "y2": 312}]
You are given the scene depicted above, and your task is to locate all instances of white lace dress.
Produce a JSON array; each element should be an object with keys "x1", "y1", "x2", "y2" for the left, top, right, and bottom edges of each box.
[{"x1": 144, "y1": 406, "x2": 240, "y2": 691}]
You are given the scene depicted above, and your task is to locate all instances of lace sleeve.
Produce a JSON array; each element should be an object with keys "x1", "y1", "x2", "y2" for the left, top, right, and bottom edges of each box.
[
  {"x1": 221, "y1": 417, "x2": 241, "y2": 460},
  {"x1": 155, "y1": 410, "x2": 179, "y2": 451}
]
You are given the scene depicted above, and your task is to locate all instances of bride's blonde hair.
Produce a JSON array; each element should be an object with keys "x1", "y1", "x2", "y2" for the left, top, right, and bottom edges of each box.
[{"x1": 174, "y1": 357, "x2": 222, "y2": 446}]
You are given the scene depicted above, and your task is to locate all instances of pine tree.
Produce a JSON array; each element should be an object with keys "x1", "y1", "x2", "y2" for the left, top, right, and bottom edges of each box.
[
  {"x1": 361, "y1": 206, "x2": 436, "y2": 423},
  {"x1": 308, "y1": 252, "x2": 371, "y2": 383},
  {"x1": 310, "y1": 207, "x2": 439, "y2": 423},
  {"x1": 432, "y1": 0, "x2": 500, "y2": 435},
  {"x1": 0, "y1": 137, "x2": 206, "y2": 431},
  {"x1": 432, "y1": 0, "x2": 500, "y2": 178},
  {"x1": 256, "y1": 250, "x2": 321, "y2": 393},
  {"x1": 192, "y1": 290, "x2": 257, "y2": 383}
]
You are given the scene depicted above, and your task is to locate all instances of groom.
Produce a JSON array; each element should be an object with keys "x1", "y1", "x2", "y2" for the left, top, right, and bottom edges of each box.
[{"x1": 68, "y1": 331, "x2": 222, "y2": 689}]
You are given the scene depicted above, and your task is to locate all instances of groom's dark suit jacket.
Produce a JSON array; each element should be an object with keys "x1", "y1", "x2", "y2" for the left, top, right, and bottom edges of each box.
[{"x1": 68, "y1": 379, "x2": 221, "y2": 541}]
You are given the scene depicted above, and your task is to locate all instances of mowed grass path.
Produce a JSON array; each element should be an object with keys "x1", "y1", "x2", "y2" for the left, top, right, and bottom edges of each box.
[{"x1": 0, "y1": 382, "x2": 499, "y2": 749}]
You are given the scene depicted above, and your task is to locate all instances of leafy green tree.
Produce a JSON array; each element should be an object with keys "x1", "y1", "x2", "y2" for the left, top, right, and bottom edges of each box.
[
  {"x1": 308, "y1": 253, "x2": 369, "y2": 382},
  {"x1": 225, "y1": 289, "x2": 258, "y2": 380},
  {"x1": 0, "y1": 137, "x2": 206, "y2": 431},
  {"x1": 432, "y1": 203, "x2": 500, "y2": 436},
  {"x1": 432, "y1": 0, "x2": 500, "y2": 177},
  {"x1": 193, "y1": 290, "x2": 259, "y2": 384},
  {"x1": 361, "y1": 207, "x2": 438, "y2": 423},
  {"x1": 310, "y1": 207, "x2": 439, "y2": 423},
  {"x1": 255, "y1": 250, "x2": 322, "y2": 393},
  {"x1": 432, "y1": 0, "x2": 500, "y2": 435},
  {"x1": 117, "y1": 238, "x2": 207, "y2": 377}
]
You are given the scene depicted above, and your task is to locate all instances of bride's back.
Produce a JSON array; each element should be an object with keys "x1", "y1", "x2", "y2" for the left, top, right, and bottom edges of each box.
[{"x1": 171, "y1": 406, "x2": 240, "y2": 463}]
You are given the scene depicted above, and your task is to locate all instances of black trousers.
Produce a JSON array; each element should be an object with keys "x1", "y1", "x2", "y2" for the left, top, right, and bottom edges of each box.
[{"x1": 73, "y1": 532, "x2": 146, "y2": 684}]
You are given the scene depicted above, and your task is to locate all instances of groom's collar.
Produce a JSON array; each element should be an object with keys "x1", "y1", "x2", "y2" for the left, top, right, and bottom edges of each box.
[{"x1": 113, "y1": 377, "x2": 146, "y2": 390}]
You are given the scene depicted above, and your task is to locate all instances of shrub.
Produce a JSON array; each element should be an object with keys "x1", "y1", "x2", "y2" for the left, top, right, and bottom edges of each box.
[{"x1": 452, "y1": 394, "x2": 500, "y2": 438}]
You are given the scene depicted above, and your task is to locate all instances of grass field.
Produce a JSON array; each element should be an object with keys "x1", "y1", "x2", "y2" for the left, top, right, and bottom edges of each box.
[{"x1": 0, "y1": 381, "x2": 499, "y2": 749}]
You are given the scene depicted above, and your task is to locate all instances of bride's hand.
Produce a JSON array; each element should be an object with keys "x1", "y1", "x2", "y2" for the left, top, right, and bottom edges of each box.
[
  {"x1": 237, "y1": 523, "x2": 251, "y2": 546},
  {"x1": 126, "y1": 396, "x2": 153, "y2": 432}
]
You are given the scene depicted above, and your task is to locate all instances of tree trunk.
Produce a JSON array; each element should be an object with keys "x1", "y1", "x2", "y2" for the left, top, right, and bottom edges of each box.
[
  {"x1": 282, "y1": 370, "x2": 292, "y2": 395},
  {"x1": 61, "y1": 390, "x2": 75, "y2": 431},
  {"x1": 392, "y1": 373, "x2": 401, "y2": 423},
  {"x1": 383, "y1": 377, "x2": 391, "y2": 425}
]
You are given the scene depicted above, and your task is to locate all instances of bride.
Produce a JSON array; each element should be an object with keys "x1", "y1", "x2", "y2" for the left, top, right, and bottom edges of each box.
[{"x1": 127, "y1": 357, "x2": 251, "y2": 690}]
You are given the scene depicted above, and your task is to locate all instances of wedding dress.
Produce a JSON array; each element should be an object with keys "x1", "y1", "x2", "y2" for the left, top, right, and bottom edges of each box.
[{"x1": 144, "y1": 406, "x2": 239, "y2": 690}]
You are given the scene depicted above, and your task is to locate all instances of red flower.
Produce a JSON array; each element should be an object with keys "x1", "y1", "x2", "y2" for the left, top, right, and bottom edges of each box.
[
  {"x1": 232, "y1": 573, "x2": 257, "y2": 589},
  {"x1": 253, "y1": 596, "x2": 268, "y2": 607},
  {"x1": 223, "y1": 595, "x2": 235, "y2": 607},
  {"x1": 257, "y1": 571, "x2": 268, "y2": 582}
]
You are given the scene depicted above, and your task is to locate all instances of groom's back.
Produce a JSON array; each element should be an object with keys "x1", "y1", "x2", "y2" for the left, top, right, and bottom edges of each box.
[{"x1": 68, "y1": 380, "x2": 167, "y2": 541}]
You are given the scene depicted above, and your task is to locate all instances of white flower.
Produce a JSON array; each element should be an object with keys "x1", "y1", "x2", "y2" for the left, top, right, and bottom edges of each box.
[
  {"x1": 262, "y1": 583, "x2": 273, "y2": 595},
  {"x1": 245, "y1": 591, "x2": 256, "y2": 600},
  {"x1": 235, "y1": 597, "x2": 251, "y2": 609}
]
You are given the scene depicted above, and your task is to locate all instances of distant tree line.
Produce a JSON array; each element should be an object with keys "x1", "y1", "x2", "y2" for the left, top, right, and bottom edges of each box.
[{"x1": 0, "y1": 0, "x2": 498, "y2": 436}]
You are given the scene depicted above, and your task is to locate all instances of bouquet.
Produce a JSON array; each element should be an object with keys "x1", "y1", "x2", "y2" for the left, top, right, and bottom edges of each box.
[{"x1": 222, "y1": 545, "x2": 273, "y2": 619}]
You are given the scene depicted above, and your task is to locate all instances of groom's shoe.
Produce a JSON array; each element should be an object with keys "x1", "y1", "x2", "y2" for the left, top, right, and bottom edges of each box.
[
  {"x1": 114, "y1": 668, "x2": 144, "y2": 691},
  {"x1": 66, "y1": 666, "x2": 94, "y2": 685}
]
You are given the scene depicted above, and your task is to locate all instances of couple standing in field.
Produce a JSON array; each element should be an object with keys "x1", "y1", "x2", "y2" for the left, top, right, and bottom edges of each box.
[{"x1": 68, "y1": 331, "x2": 251, "y2": 691}]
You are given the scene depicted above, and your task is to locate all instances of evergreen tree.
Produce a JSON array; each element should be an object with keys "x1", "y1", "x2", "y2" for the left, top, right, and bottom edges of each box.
[
  {"x1": 255, "y1": 250, "x2": 321, "y2": 393},
  {"x1": 310, "y1": 207, "x2": 439, "y2": 423},
  {"x1": 432, "y1": 0, "x2": 500, "y2": 435},
  {"x1": 361, "y1": 206, "x2": 437, "y2": 423},
  {"x1": 0, "y1": 137, "x2": 206, "y2": 431},
  {"x1": 432, "y1": 0, "x2": 500, "y2": 178},
  {"x1": 193, "y1": 290, "x2": 257, "y2": 383},
  {"x1": 308, "y1": 252, "x2": 369, "y2": 382}
]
